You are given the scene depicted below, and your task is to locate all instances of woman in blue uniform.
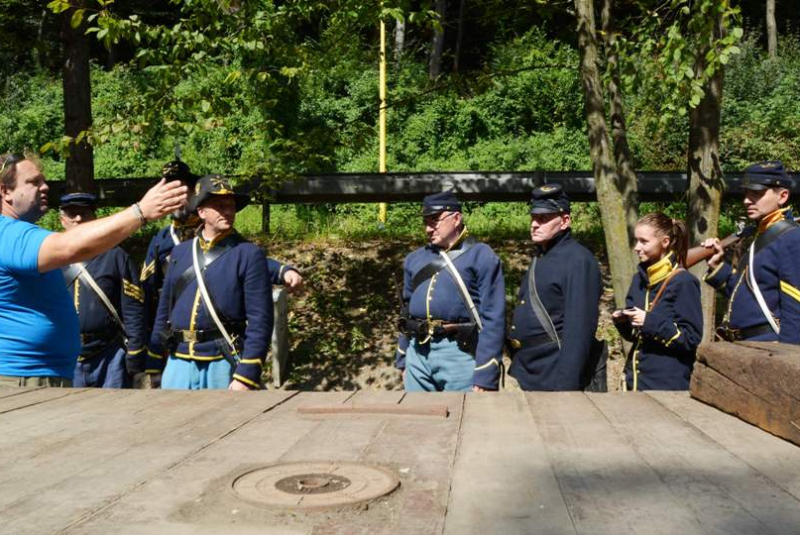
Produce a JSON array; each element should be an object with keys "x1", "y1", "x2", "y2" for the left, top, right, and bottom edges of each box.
[{"x1": 612, "y1": 212, "x2": 703, "y2": 391}]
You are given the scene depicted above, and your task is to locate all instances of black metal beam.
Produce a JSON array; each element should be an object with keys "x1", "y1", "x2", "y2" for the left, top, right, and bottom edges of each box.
[{"x1": 45, "y1": 171, "x2": 800, "y2": 207}]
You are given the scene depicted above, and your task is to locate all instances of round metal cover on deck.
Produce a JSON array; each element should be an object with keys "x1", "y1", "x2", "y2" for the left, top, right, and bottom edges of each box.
[{"x1": 232, "y1": 462, "x2": 400, "y2": 510}]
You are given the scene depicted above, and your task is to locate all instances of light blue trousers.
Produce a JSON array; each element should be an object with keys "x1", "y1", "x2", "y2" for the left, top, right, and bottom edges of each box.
[
  {"x1": 404, "y1": 337, "x2": 473, "y2": 392},
  {"x1": 161, "y1": 357, "x2": 233, "y2": 390}
]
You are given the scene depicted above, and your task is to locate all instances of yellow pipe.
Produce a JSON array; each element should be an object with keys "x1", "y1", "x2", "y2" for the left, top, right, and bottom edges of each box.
[{"x1": 378, "y1": 17, "x2": 388, "y2": 224}]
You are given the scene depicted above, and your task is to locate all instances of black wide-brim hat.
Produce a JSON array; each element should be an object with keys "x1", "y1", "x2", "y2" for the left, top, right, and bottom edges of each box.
[
  {"x1": 742, "y1": 160, "x2": 794, "y2": 191},
  {"x1": 161, "y1": 160, "x2": 200, "y2": 189},
  {"x1": 189, "y1": 174, "x2": 250, "y2": 213}
]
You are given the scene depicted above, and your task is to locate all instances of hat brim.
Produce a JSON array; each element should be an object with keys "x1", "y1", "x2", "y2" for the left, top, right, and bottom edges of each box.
[
  {"x1": 192, "y1": 192, "x2": 250, "y2": 213},
  {"x1": 741, "y1": 183, "x2": 769, "y2": 191},
  {"x1": 530, "y1": 207, "x2": 564, "y2": 215}
]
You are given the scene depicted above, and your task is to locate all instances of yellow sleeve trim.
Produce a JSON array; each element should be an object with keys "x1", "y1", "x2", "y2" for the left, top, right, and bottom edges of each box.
[
  {"x1": 147, "y1": 351, "x2": 164, "y2": 360},
  {"x1": 239, "y1": 358, "x2": 263, "y2": 365},
  {"x1": 703, "y1": 262, "x2": 724, "y2": 282},
  {"x1": 127, "y1": 347, "x2": 145, "y2": 355},
  {"x1": 278, "y1": 264, "x2": 287, "y2": 280},
  {"x1": 474, "y1": 357, "x2": 499, "y2": 371},
  {"x1": 780, "y1": 281, "x2": 800, "y2": 304},
  {"x1": 664, "y1": 326, "x2": 682, "y2": 348},
  {"x1": 232, "y1": 374, "x2": 260, "y2": 388}
]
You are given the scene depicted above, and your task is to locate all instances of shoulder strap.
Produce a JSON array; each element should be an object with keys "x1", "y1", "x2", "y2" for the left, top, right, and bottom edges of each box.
[
  {"x1": 650, "y1": 268, "x2": 684, "y2": 310},
  {"x1": 169, "y1": 236, "x2": 239, "y2": 312},
  {"x1": 438, "y1": 248, "x2": 483, "y2": 331},
  {"x1": 411, "y1": 237, "x2": 476, "y2": 292},
  {"x1": 191, "y1": 238, "x2": 238, "y2": 357},
  {"x1": 526, "y1": 256, "x2": 561, "y2": 350},
  {"x1": 747, "y1": 241, "x2": 780, "y2": 334},
  {"x1": 169, "y1": 224, "x2": 180, "y2": 246},
  {"x1": 73, "y1": 262, "x2": 128, "y2": 340},
  {"x1": 62, "y1": 263, "x2": 83, "y2": 288},
  {"x1": 754, "y1": 218, "x2": 798, "y2": 255}
]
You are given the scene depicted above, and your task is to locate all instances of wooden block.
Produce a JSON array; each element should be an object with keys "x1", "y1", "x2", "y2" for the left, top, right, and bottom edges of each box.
[
  {"x1": 690, "y1": 342, "x2": 800, "y2": 446},
  {"x1": 270, "y1": 287, "x2": 289, "y2": 387}
]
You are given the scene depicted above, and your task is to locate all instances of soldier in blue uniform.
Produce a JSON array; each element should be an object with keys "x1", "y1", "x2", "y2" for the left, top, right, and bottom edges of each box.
[
  {"x1": 141, "y1": 162, "x2": 302, "y2": 344},
  {"x1": 702, "y1": 161, "x2": 800, "y2": 344},
  {"x1": 507, "y1": 185, "x2": 602, "y2": 391},
  {"x1": 146, "y1": 175, "x2": 273, "y2": 390},
  {"x1": 396, "y1": 191, "x2": 505, "y2": 392},
  {"x1": 612, "y1": 213, "x2": 703, "y2": 390},
  {"x1": 59, "y1": 193, "x2": 146, "y2": 388}
]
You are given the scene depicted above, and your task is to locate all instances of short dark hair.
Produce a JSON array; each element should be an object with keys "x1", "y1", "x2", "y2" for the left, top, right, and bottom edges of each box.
[{"x1": 0, "y1": 151, "x2": 39, "y2": 190}]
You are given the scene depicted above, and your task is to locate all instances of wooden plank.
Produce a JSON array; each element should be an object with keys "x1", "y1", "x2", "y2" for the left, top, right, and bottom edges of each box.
[
  {"x1": 0, "y1": 390, "x2": 297, "y2": 535},
  {"x1": 0, "y1": 387, "x2": 92, "y2": 414},
  {"x1": 61, "y1": 392, "x2": 369, "y2": 534},
  {"x1": 690, "y1": 342, "x2": 800, "y2": 446},
  {"x1": 444, "y1": 392, "x2": 575, "y2": 534},
  {"x1": 356, "y1": 392, "x2": 465, "y2": 535},
  {"x1": 527, "y1": 392, "x2": 709, "y2": 534},
  {"x1": 297, "y1": 403, "x2": 447, "y2": 418},
  {"x1": 0, "y1": 387, "x2": 43, "y2": 400},
  {"x1": 648, "y1": 391, "x2": 800, "y2": 502},
  {"x1": 590, "y1": 392, "x2": 800, "y2": 534}
]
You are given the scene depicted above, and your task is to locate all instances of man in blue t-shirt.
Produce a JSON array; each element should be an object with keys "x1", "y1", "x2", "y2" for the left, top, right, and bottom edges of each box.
[{"x1": 0, "y1": 152, "x2": 188, "y2": 387}]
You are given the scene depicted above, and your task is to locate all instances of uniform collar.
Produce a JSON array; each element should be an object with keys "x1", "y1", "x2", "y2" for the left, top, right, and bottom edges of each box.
[
  {"x1": 644, "y1": 252, "x2": 678, "y2": 287},
  {"x1": 757, "y1": 207, "x2": 791, "y2": 234},
  {"x1": 198, "y1": 228, "x2": 232, "y2": 251}
]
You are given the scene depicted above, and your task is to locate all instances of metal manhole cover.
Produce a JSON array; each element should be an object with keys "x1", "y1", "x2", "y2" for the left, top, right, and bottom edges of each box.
[{"x1": 232, "y1": 462, "x2": 400, "y2": 510}]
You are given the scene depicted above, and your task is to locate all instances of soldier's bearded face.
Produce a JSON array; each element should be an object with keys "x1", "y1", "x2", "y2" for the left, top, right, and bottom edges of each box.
[{"x1": 530, "y1": 213, "x2": 569, "y2": 245}]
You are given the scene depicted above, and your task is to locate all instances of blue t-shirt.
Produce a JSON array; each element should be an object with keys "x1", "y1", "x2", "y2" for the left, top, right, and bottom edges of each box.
[{"x1": 0, "y1": 216, "x2": 80, "y2": 378}]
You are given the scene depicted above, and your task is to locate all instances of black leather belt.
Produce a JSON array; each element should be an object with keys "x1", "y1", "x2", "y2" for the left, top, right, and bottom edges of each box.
[
  {"x1": 173, "y1": 322, "x2": 245, "y2": 343},
  {"x1": 80, "y1": 330, "x2": 120, "y2": 345},
  {"x1": 399, "y1": 317, "x2": 473, "y2": 339},
  {"x1": 716, "y1": 323, "x2": 774, "y2": 341}
]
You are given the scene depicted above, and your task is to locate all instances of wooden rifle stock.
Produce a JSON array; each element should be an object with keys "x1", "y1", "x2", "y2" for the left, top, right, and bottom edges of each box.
[{"x1": 684, "y1": 228, "x2": 750, "y2": 269}]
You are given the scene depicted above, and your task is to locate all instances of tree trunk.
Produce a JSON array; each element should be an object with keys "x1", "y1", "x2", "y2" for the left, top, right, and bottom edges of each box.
[
  {"x1": 62, "y1": 2, "x2": 95, "y2": 193},
  {"x1": 766, "y1": 0, "x2": 777, "y2": 58},
  {"x1": 687, "y1": 20, "x2": 725, "y2": 343},
  {"x1": 394, "y1": 18, "x2": 405, "y2": 69},
  {"x1": 574, "y1": 0, "x2": 635, "y2": 308},
  {"x1": 429, "y1": 0, "x2": 446, "y2": 79},
  {"x1": 454, "y1": 0, "x2": 466, "y2": 73},
  {"x1": 600, "y1": 0, "x2": 639, "y2": 264}
]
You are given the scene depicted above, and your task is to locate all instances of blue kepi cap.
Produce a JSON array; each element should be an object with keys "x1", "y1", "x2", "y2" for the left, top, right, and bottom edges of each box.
[
  {"x1": 530, "y1": 184, "x2": 570, "y2": 214},
  {"x1": 742, "y1": 161, "x2": 793, "y2": 191},
  {"x1": 422, "y1": 190, "x2": 462, "y2": 217},
  {"x1": 60, "y1": 192, "x2": 97, "y2": 208}
]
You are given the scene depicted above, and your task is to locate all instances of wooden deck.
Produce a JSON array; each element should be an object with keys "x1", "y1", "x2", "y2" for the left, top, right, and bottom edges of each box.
[{"x1": 1, "y1": 389, "x2": 799, "y2": 534}]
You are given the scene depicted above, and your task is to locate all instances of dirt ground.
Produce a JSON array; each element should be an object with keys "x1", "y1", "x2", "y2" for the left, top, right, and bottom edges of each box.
[{"x1": 259, "y1": 237, "x2": 627, "y2": 392}]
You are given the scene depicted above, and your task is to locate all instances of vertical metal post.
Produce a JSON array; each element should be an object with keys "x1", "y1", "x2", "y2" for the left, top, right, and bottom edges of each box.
[{"x1": 378, "y1": 17, "x2": 388, "y2": 224}]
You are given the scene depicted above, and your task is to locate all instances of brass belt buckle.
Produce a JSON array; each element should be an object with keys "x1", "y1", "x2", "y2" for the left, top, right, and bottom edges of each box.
[
  {"x1": 509, "y1": 338, "x2": 522, "y2": 349},
  {"x1": 183, "y1": 330, "x2": 198, "y2": 343}
]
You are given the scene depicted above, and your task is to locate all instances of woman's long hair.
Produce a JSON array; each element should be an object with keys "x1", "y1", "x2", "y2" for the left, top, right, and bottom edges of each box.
[{"x1": 637, "y1": 212, "x2": 689, "y2": 267}]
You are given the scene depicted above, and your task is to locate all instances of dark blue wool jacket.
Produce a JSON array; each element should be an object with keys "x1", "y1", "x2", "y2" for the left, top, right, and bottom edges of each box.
[
  {"x1": 395, "y1": 232, "x2": 505, "y2": 390},
  {"x1": 617, "y1": 253, "x2": 702, "y2": 391},
  {"x1": 508, "y1": 230, "x2": 601, "y2": 391}
]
